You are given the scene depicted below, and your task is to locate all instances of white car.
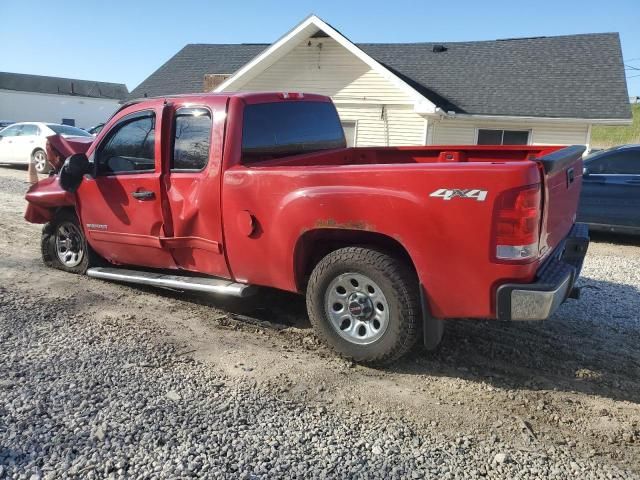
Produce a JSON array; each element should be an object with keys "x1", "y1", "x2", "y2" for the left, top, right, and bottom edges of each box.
[{"x1": 0, "y1": 122, "x2": 92, "y2": 173}]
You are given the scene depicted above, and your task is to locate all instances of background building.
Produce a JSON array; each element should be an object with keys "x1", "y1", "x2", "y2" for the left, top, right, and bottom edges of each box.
[{"x1": 0, "y1": 72, "x2": 128, "y2": 129}]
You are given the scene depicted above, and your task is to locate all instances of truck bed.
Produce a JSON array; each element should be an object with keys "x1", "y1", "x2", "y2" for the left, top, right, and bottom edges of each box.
[{"x1": 223, "y1": 144, "x2": 584, "y2": 319}]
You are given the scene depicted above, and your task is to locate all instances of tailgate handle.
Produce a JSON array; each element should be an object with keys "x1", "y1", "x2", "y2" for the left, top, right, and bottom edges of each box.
[{"x1": 567, "y1": 167, "x2": 575, "y2": 186}]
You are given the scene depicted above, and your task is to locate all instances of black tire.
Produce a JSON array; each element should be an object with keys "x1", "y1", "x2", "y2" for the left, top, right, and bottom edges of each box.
[
  {"x1": 32, "y1": 149, "x2": 51, "y2": 174},
  {"x1": 306, "y1": 247, "x2": 420, "y2": 365},
  {"x1": 41, "y1": 210, "x2": 101, "y2": 274}
]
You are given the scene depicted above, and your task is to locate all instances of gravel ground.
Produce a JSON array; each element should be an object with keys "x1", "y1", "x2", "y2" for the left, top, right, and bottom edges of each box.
[
  {"x1": 0, "y1": 290, "x2": 632, "y2": 479},
  {"x1": 0, "y1": 166, "x2": 639, "y2": 478}
]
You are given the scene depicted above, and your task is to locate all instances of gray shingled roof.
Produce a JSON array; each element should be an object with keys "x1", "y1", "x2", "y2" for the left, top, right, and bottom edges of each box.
[
  {"x1": 128, "y1": 33, "x2": 631, "y2": 120},
  {"x1": 359, "y1": 33, "x2": 630, "y2": 119},
  {"x1": 129, "y1": 44, "x2": 267, "y2": 99},
  {"x1": 0, "y1": 72, "x2": 128, "y2": 100}
]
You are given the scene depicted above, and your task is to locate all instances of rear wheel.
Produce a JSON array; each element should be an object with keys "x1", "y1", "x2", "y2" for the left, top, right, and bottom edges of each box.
[
  {"x1": 41, "y1": 210, "x2": 99, "y2": 274},
  {"x1": 32, "y1": 149, "x2": 50, "y2": 174},
  {"x1": 306, "y1": 247, "x2": 420, "y2": 365}
]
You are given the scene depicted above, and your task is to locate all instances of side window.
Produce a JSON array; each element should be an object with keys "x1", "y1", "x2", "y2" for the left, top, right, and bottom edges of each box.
[
  {"x1": 21, "y1": 125, "x2": 39, "y2": 136},
  {"x1": 0, "y1": 125, "x2": 22, "y2": 137},
  {"x1": 600, "y1": 152, "x2": 639, "y2": 175},
  {"x1": 96, "y1": 111, "x2": 156, "y2": 175},
  {"x1": 172, "y1": 107, "x2": 212, "y2": 170},
  {"x1": 588, "y1": 152, "x2": 639, "y2": 175}
]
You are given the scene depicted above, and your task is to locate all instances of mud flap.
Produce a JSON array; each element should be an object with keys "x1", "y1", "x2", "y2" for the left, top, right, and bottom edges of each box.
[{"x1": 420, "y1": 284, "x2": 444, "y2": 350}]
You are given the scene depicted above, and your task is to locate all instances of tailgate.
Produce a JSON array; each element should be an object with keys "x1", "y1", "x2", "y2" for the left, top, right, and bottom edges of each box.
[{"x1": 536, "y1": 145, "x2": 586, "y2": 256}]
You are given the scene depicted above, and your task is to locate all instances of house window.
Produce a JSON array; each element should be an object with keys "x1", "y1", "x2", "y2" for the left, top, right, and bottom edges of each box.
[
  {"x1": 477, "y1": 129, "x2": 529, "y2": 145},
  {"x1": 342, "y1": 121, "x2": 357, "y2": 147}
]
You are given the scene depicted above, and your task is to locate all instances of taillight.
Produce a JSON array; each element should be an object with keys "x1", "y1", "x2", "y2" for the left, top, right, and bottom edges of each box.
[{"x1": 492, "y1": 184, "x2": 541, "y2": 262}]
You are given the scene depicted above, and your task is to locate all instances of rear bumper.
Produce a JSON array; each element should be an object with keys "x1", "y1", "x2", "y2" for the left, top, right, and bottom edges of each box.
[{"x1": 496, "y1": 223, "x2": 589, "y2": 321}]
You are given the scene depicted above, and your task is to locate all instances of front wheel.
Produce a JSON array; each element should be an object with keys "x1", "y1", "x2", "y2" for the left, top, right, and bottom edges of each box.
[
  {"x1": 306, "y1": 247, "x2": 420, "y2": 365},
  {"x1": 41, "y1": 210, "x2": 94, "y2": 274}
]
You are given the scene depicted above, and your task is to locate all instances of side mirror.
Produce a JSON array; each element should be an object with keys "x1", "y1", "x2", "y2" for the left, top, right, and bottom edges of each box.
[
  {"x1": 59, "y1": 153, "x2": 91, "y2": 192},
  {"x1": 583, "y1": 166, "x2": 590, "y2": 177}
]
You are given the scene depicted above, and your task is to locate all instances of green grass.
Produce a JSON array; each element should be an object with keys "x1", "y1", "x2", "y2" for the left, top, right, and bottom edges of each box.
[{"x1": 591, "y1": 104, "x2": 640, "y2": 149}]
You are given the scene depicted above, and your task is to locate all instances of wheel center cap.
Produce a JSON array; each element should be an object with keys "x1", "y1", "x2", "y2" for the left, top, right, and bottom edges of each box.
[{"x1": 347, "y1": 292, "x2": 374, "y2": 320}]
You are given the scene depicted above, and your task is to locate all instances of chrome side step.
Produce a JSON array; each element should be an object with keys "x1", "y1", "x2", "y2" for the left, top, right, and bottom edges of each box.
[{"x1": 86, "y1": 267, "x2": 256, "y2": 297}]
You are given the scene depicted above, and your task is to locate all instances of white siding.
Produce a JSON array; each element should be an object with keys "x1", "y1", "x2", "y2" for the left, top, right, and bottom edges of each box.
[
  {"x1": 226, "y1": 37, "x2": 426, "y2": 146},
  {"x1": 335, "y1": 105, "x2": 425, "y2": 147},
  {"x1": 431, "y1": 119, "x2": 590, "y2": 146},
  {"x1": 0, "y1": 89, "x2": 120, "y2": 128},
  {"x1": 431, "y1": 122, "x2": 477, "y2": 145},
  {"x1": 235, "y1": 38, "x2": 414, "y2": 104},
  {"x1": 530, "y1": 124, "x2": 590, "y2": 145},
  {"x1": 386, "y1": 107, "x2": 427, "y2": 146}
]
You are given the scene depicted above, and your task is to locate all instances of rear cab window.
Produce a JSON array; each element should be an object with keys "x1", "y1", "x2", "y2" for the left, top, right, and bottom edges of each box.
[{"x1": 241, "y1": 101, "x2": 345, "y2": 163}]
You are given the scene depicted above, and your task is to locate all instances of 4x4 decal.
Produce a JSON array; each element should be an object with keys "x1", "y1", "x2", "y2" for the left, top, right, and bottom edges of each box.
[{"x1": 429, "y1": 188, "x2": 488, "y2": 202}]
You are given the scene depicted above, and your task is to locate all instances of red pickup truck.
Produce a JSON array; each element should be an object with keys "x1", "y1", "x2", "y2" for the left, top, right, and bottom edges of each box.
[{"x1": 24, "y1": 92, "x2": 589, "y2": 364}]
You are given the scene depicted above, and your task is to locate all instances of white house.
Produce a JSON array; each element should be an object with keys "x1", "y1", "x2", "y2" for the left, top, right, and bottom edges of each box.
[
  {"x1": 0, "y1": 72, "x2": 128, "y2": 129},
  {"x1": 129, "y1": 15, "x2": 631, "y2": 149}
]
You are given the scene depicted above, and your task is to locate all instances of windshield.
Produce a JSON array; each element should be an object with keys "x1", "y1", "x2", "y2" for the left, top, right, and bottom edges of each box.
[
  {"x1": 47, "y1": 124, "x2": 92, "y2": 137},
  {"x1": 242, "y1": 101, "x2": 346, "y2": 162}
]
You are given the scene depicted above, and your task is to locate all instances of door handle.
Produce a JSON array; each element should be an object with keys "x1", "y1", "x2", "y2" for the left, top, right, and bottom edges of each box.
[{"x1": 131, "y1": 190, "x2": 155, "y2": 200}]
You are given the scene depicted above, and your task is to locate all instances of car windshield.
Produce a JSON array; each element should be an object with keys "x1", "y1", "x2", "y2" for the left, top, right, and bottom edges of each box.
[{"x1": 47, "y1": 124, "x2": 92, "y2": 137}]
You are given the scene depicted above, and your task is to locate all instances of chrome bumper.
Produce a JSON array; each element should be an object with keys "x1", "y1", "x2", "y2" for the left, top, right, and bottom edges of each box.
[{"x1": 496, "y1": 223, "x2": 589, "y2": 321}]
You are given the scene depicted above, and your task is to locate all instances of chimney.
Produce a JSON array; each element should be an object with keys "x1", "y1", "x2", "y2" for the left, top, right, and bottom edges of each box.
[{"x1": 203, "y1": 74, "x2": 231, "y2": 92}]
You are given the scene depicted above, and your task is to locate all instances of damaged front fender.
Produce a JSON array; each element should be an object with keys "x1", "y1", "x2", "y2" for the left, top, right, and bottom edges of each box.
[{"x1": 24, "y1": 176, "x2": 75, "y2": 224}]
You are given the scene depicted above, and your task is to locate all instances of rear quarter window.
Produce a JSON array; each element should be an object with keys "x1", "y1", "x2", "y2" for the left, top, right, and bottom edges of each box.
[{"x1": 242, "y1": 101, "x2": 345, "y2": 162}]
